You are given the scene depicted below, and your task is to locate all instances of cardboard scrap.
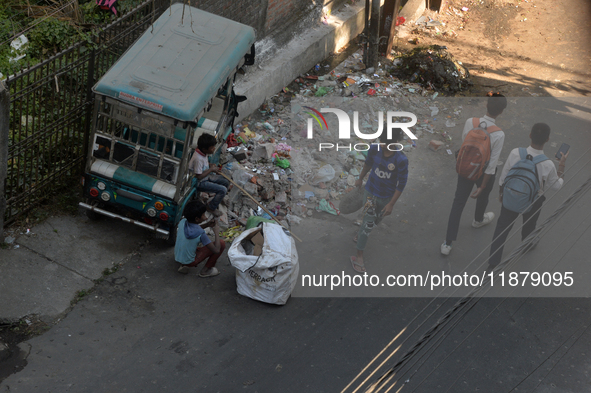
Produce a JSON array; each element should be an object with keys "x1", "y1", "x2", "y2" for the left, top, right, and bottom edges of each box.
[{"x1": 241, "y1": 228, "x2": 264, "y2": 256}]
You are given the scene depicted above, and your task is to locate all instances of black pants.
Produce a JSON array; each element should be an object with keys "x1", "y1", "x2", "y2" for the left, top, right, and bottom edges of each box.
[
  {"x1": 445, "y1": 172, "x2": 496, "y2": 243},
  {"x1": 488, "y1": 195, "x2": 546, "y2": 268}
]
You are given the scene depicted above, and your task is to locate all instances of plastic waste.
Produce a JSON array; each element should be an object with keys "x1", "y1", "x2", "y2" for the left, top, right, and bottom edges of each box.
[
  {"x1": 263, "y1": 122, "x2": 275, "y2": 132},
  {"x1": 317, "y1": 199, "x2": 340, "y2": 215},
  {"x1": 349, "y1": 151, "x2": 366, "y2": 161},
  {"x1": 311, "y1": 164, "x2": 335, "y2": 184},
  {"x1": 9, "y1": 35, "x2": 28, "y2": 63},
  {"x1": 245, "y1": 216, "x2": 275, "y2": 229},
  {"x1": 286, "y1": 214, "x2": 302, "y2": 225},
  {"x1": 232, "y1": 169, "x2": 254, "y2": 186},
  {"x1": 274, "y1": 157, "x2": 290, "y2": 169},
  {"x1": 315, "y1": 87, "x2": 329, "y2": 97}
]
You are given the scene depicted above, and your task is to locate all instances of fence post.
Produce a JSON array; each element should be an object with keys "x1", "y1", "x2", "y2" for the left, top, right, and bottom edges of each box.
[
  {"x1": 0, "y1": 81, "x2": 9, "y2": 230},
  {"x1": 82, "y1": 44, "x2": 96, "y2": 163}
]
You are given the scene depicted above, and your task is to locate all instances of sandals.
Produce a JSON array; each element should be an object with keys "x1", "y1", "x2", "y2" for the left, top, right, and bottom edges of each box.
[
  {"x1": 199, "y1": 267, "x2": 220, "y2": 278},
  {"x1": 350, "y1": 256, "x2": 366, "y2": 273}
]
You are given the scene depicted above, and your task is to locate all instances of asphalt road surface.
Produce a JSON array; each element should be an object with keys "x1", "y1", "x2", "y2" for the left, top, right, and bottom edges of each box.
[{"x1": 2, "y1": 93, "x2": 591, "y2": 393}]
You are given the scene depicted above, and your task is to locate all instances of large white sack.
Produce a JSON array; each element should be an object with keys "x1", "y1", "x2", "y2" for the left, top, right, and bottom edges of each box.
[{"x1": 228, "y1": 222, "x2": 299, "y2": 305}]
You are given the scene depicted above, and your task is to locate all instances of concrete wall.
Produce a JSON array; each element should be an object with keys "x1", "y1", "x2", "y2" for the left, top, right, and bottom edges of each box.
[
  {"x1": 187, "y1": 0, "x2": 347, "y2": 39},
  {"x1": 234, "y1": 1, "x2": 366, "y2": 121},
  {"x1": 399, "y1": 0, "x2": 425, "y2": 23}
]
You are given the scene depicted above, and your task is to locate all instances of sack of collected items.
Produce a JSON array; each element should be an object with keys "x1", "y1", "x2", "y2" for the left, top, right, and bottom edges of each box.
[{"x1": 228, "y1": 222, "x2": 299, "y2": 305}]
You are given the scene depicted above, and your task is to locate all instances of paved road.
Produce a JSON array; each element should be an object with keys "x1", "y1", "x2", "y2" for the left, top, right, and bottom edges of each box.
[{"x1": 2, "y1": 100, "x2": 591, "y2": 392}]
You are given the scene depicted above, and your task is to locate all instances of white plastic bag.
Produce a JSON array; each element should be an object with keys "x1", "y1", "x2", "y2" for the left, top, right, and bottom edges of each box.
[
  {"x1": 228, "y1": 222, "x2": 299, "y2": 305},
  {"x1": 232, "y1": 169, "x2": 254, "y2": 186},
  {"x1": 311, "y1": 164, "x2": 335, "y2": 185}
]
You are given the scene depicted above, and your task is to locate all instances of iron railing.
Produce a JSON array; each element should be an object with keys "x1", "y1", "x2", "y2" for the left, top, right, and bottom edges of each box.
[{"x1": 4, "y1": 0, "x2": 170, "y2": 224}]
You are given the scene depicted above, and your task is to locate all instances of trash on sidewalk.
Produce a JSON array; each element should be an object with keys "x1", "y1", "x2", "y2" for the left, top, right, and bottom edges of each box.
[
  {"x1": 311, "y1": 164, "x2": 336, "y2": 185},
  {"x1": 228, "y1": 222, "x2": 299, "y2": 305},
  {"x1": 429, "y1": 140, "x2": 445, "y2": 151},
  {"x1": 217, "y1": 43, "x2": 449, "y2": 235},
  {"x1": 273, "y1": 156, "x2": 291, "y2": 169},
  {"x1": 391, "y1": 46, "x2": 471, "y2": 92},
  {"x1": 415, "y1": 16, "x2": 442, "y2": 27},
  {"x1": 245, "y1": 215, "x2": 275, "y2": 229},
  {"x1": 315, "y1": 86, "x2": 330, "y2": 97},
  {"x1": 221, "y1": 226, "x2": 243, "y2": 242},
  {"x1": 317, "y1": 199, "x2": 340, "y2": 215}
]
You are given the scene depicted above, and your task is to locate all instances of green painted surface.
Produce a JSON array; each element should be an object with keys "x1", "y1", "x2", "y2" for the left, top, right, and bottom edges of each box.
[{"x1": 113, "y1": 166, "x2": 157, "y2": 193}]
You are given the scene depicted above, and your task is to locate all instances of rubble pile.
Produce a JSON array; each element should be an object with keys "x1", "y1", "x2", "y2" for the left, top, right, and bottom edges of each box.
[
  {"x1": 390, "y1": 46, "x2": 471, "y2": 92},
  {"x1": 213, "y1": 46, "x2": 472, "y2": 243}
]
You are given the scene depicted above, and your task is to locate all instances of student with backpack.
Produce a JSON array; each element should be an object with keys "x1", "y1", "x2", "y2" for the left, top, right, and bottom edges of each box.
[
  {"x1": 441, "y1": 93, "x2": 508, "y2": 256},
  {"x1": 488, "y1": 123, "x2": 568, "y2": 269}
]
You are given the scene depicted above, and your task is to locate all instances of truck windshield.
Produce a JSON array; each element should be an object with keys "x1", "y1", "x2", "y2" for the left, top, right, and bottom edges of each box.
[{"x1": 92, "y1": 98, "x2": 186, "y2": 184}]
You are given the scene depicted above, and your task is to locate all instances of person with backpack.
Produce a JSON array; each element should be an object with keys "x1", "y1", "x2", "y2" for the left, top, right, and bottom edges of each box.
[
  {"x1": 487, "y1": 123, "x2": 568, "y2": 269},
  {"x1": 441, "y1": 93, "x2": 508, "y2": 256}
]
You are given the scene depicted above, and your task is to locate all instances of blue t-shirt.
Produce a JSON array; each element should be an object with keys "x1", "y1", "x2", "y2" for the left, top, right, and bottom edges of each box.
[
  {"x1": 364, "y1": 145, "x2": 409, "y2": 199},
  {"x1": 174, "y1": 218, "x2": 211, "y2": 264}
]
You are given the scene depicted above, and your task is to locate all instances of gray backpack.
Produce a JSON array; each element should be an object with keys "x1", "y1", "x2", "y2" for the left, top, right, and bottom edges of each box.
[{"x1": 502, "y1": 148, "x2": 549, "y2": 213}]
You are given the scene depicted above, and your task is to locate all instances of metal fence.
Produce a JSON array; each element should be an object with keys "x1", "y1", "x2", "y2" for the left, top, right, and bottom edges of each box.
[{"x1": 4, "y1": 0, "x2": 170, "y2": 225}]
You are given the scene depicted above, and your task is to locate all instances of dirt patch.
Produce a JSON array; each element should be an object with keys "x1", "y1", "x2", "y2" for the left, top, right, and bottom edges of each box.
[
  {"x1": 475, "y1": 0, "x2": 519, "y2": 44},
  {"x1": 395, "y1": 0, "x2": 591, "y2": 97}
]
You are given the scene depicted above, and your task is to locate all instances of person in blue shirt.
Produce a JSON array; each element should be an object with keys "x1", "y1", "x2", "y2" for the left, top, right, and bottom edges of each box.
[
  {"x1": 351, "y1": 129, "x2": 409, "y2": 273},
  {"x1": 174, "y1": 200, "x2": 225, "y2": 277}
]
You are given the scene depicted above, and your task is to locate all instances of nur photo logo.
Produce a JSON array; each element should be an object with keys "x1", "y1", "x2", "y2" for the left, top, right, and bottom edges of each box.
[{"x1": 304, "y1": 107, "x2": 419, "y2": 151}]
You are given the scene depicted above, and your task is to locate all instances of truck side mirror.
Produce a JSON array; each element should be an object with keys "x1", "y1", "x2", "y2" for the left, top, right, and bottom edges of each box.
[{"x1": 244, "y1": 44, "x2": 255, "y2": 66}]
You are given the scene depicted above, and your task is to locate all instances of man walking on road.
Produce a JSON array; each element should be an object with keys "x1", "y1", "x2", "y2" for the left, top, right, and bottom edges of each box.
[
  {"x1": 351, "y1": 129, "x2": 409, "y2": 273},
  {"x1": 441, "y1": 94, "x2": 507, "y2": 256},
  {"x1": 488, "y1": 123, "x2": 567, "y2": 269}
]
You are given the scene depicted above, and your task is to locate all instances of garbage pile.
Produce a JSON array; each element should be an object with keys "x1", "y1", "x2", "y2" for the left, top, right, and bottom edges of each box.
[
  {"x1": 284, "y1": 52, "x2": 436, "y2": 99},
  {"x1": 212, "y1": 46, "x2": 473, "y2": 244},
  {"x1": 390, "y1": 46, "x2": 471, "y2": 92}
]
